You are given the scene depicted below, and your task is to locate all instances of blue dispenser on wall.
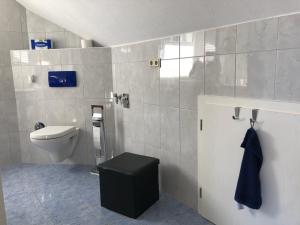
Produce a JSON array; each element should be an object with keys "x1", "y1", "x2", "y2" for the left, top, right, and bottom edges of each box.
[{"x1": 48, "y1": 71, "x2": 77, "y2": 87}]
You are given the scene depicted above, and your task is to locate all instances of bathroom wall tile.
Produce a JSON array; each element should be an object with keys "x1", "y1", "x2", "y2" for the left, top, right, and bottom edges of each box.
[
  {"x1": 11, "y1": 66, "x2": 22, "y2": 91},
  {"x1": 19, "y1": 131, "x2": 52, "y2": 163},
  {"x1": 44, "y1": 99, "x2": 65, "y2": 126},
  {"x1": 9, "y1": 132, "x2": 21, "y2": 164},
  {"x1": 26, "y1": 10, "x2": 45, "y2": 33},
  {"x1": 80, "y1": 48, "x2": 112, "y2": 65},
  {"x1": 46, "y1": 32, "x2": 66, "y2": 49},
  {"x1": 0, "y1": 100, "x2": 19, "y2": 133},
  {"x1": 111, "y1": 46, "x2": 129, "y2": 63},
  {"x1": 205, "y1": 54, "x2": 235, "y2": 96},
  {"x1": 20, "y1": 50, "x2": 40, "y2": 65},
  {"x1": 143, "y1": 63, "x2": 160, "y2": 105},
  {"x1": 0, "y1": 50, "x2": 11, "y2": 66},
  {"x1": 64, "y1": 98, "x2": 86, "y2": 129},
  {"x1": 236, "y1": 18, "x2": 278, "y2": 52},
  {"x1": 160, "y1": 106, "x2": 180, "y2": 153},
  {"x1": 128, "y1": 61, "x2": 145, "y2": 103},
  {"x1": 66, "y1": 131, "x2": 91, "y2": 165},
  {"x1": 275, "y1": 49, "x2": 300, "y2": 101},
  {"x1": 160, "y1": 150, "x2": 181, "y2": 198},
  {"x1": 160, "y1": 59, "x2": 179, "y2": 107},
  {"x1": 0, "y1": 66, "x2": 15, "y2": 100},
  {"x1": 17, "y1": 65, "x2": 43, "y2": 100},
  {"x1": 160, "y1": 36, "x2": 180, "y2": 59},
  {"x1": 65, "y1": 31, "x2": 82, "y2": 48},
  {"x1": 127, "y1": 39, "x2": 160, "y2": 62},
  {"x1": 130, "y1": 141, "x2": 145, "y2": 156},
  {"x1": 83, "y1": 64, "x2": 112, "y2": 99},
  {"x1": 278, "y1": 14, "x2": 300, "y2": 49},
  {"x1": 60, "y1": 49, "x2": 83, "y2": 65},
  {"x1": 10, "y1": 50, "x2": 21, "y2": 65},
  {"x1": 180, "y1": 31, "x2": 205, "y2": 58},
  {"x1": 0, "y1": 133, "x2": 12, "y2": 166},
  {"x1": 40, "y1": 49, "x2": 61, "y2": 65},
  {"x1": 16, "y1": 99, "x2": 45, "y2": 131},
  {"x1": 144, "y1": 144, "x2": 161, "y2": 159},
  {"x1": 205, "y1": 26, "x2": 236, "y2": 55},
  {"x1": 180, "y1": 109, "x2": 197, "y2": 158},
  {"x1": 178, "y1": 155, "x2": 198, "y2": 209},
  {"x1": 22, "y1": 32, "x2": 29, "y2": 50},
  {"x1": 7, "y1": 32, "x2": 24, "y2": 50},
  {"x1": 236, "y1": 51, "x2": 276, "y2": 99},
  {"x1": 19, "y1": 5, "x2": 27, "y2": 33},
  {"x1": 144, "y1": 104, "x2": 160, "y2": 148},
  {"x1": 114, "y1": 63, "x2": 130, "y2": 94},
  {"x1": 123, "y1": 101, "x2": 144, "y2": 143},
  {"x1": 180, "y1": 57, "x2": 204, "y2": 110},
  {"x1": 103, "y1": 102, "x2": 115, "y2": 135}
]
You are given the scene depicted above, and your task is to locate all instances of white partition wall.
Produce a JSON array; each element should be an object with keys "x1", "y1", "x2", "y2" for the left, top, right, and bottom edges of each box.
[{"x1": 198, "y1": 96, "x2": 300, "y2": 225}]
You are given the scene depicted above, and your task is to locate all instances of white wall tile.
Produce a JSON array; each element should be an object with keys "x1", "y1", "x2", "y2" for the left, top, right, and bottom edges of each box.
[
  {"x1": 0, "y1": 66, "x2": 15, "y2": 100},
  {"x1": 80, "y1": 48, "x2": 112, "y2": 65},
  {"x1": 236, "y1": 51, "x2": 276, "y2": 99},
  {"x1": 275, "y1": 49, "x2": 300, "y2": 101},
  {"x1": 20, "y1": 50, "x2": 40, "y2": 65},
  {"x1": 160, "y1": 59, "x2": 179, "y2": 107},
  {"x1": 144, "y1": 104, "x2": 160, "y2": 148},
  {"x1": 180, "y1": 57, "x2": 204, "y2": 110},
  {"x1": 127, "y1": 40, "x2": 160, "y2": 62},
  {"x1": 160, "y1": 36, "x2": 180, "y2": 59},
  {"x1": 160, "y1": 106, "x2": 180, "y2": 153},
  {"x1": 83, "y1": 64, "x2": 112, "y2": 98},
  {"x1": 278, "y1": 14, "x2": 300, "y2": 49},
  {"x1": 237, "y1": 18, "x2": 278, "y2": 52},
  {"x1": 40, "y1": 49, "x2": 61, "y2": 65},
  {"x1": 111, "y1": 46, "x2": 129, "y2": 63},
  {"x1": 205, "y1": 26, "x2": 236, "y2": 55},
  {"x1": 205, "y1": 54, "x2": 235, "y2": 96},
  {"x1": 180, "y1": 109, "x2": 197, "y2": 158},
  {"x1": 143, "y1": 64, "x2": 160, "y2": 105},
  {"x1": 180, "y1": 31, "x2": 205, "y2": 58}
]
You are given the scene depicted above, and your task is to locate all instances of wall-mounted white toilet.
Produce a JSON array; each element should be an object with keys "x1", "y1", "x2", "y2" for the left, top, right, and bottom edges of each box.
[{"x1": 30, "y1": 126, "x2": 80, "y2": 162}]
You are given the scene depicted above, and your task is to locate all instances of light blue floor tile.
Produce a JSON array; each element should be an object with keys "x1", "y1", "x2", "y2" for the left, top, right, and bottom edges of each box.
[{"x1": 1, "y1": 164, "x2": 213, "y2": 225}]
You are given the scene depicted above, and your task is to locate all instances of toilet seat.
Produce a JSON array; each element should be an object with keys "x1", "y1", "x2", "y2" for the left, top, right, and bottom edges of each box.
[{"x1": 30, "y1": 126, "x2": 76, "y2": 140}]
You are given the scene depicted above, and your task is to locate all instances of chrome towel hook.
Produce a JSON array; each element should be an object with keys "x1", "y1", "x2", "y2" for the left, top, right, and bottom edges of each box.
[
  {"x1": 232, "y1": 107, "x2": 241, "y2": 120},
  {"x1": 250, "y1": 109, "x2": 258, "y2": 128}
]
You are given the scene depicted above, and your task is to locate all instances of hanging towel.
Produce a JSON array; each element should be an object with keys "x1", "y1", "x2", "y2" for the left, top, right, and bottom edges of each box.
[{"x1": 234, "y1": 127, "x2": 263, "y2": 210}]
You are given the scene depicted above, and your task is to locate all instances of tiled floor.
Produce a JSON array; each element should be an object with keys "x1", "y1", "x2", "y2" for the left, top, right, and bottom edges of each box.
[{"x1": 0, "y1": 164, "x2": 212, "y2": 225}]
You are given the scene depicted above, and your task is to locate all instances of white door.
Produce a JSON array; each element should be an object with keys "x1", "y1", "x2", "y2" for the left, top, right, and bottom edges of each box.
[{"x1": 198, "y1": 96, "x2": 300, "y2": 225}]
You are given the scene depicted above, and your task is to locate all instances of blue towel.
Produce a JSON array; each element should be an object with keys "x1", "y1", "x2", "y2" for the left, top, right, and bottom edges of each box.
[{"x1": 234, "y1": 128, "x2": 263, "y2": 209}]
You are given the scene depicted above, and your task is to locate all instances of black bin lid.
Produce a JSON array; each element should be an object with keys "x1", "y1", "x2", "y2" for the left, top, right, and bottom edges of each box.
[{"x1": 98, "y1": 152, "x2": 159, "y2": 176}]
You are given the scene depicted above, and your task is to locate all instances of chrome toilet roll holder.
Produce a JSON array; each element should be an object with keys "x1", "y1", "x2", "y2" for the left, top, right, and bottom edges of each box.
[{"x1": 90, "y1": 105, "x2": 107, "y2": 175}]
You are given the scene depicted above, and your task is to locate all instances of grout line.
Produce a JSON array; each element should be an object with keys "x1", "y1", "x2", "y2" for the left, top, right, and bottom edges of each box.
[
  {"x1": 274, "y1": 17, "x2": 280, "y2": 100},
  {"x1": 234, "y1": 24, "x2": 238, "y2": 97}
]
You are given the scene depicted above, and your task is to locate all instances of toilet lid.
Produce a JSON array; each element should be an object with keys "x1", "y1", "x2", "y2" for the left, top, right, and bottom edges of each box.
[{"x1": 30, "y1": 126, "x2": 76, "y2": 140}]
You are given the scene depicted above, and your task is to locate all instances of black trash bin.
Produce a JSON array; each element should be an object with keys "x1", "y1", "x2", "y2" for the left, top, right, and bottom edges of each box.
[{"x1": 98, "y1": 152, "x2": 160, "y2": 218}]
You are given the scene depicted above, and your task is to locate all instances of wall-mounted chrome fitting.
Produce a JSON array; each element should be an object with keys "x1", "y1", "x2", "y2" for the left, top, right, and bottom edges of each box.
[
  {"x1": 113, "y1": 93, "x2": 130, "y2": 108},
  {"x1": 149, "y1": 58, "x2": 161, "y2": 67}
]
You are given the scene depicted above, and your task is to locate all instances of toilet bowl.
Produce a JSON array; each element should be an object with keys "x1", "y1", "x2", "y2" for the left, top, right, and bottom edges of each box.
[{"x1": 30, "y1": 126, "x2": 80, "y2": 162}]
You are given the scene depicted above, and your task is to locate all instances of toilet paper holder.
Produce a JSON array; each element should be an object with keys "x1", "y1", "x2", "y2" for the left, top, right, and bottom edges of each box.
[{"x1": 90, "y1": 104, "x2": 107, "y2": 174}]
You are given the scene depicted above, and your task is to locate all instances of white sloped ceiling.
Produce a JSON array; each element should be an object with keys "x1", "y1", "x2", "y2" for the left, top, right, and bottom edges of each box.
[{"x1": 16, "y1": 0, "x2": 300, "y2": 46}]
